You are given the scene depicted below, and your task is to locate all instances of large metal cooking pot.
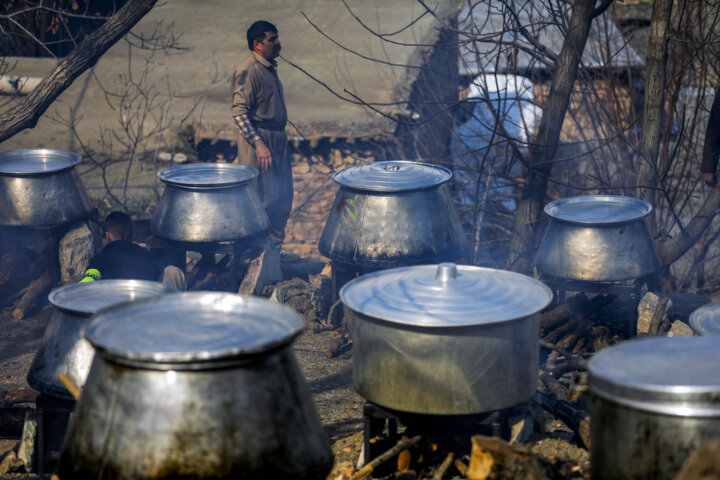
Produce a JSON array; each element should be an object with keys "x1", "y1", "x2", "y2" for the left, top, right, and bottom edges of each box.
[
  {"x1": 589, "y1": 337, "x2": 720, "y2": 480},
  {"x1": 319, "y1": 161, "x2": 468, "y2": 268},
  {"x1": 689, "y1": 302, "x2": 720, "y2": 335},
  {"x1": 151, "y1": 163, "x2": 269, "y2": 242},
  {"x1": 536, "y1": 195, "x2": 661, "y2": 282},
  {"x1": 340, "y1": 263, "x2": 553, "y2": 415},
  {"x1": 58, "y1": 292, "x2": 332, "y2": 480},
  {"x1": 26, "y1": 280, "x2": 177, "y2": 400},
  {"x1": 0, "y1": 149, "x2": 93, "y2": 226}
]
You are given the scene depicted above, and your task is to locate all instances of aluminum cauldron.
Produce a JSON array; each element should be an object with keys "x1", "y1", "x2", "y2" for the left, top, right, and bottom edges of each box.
[
  {"x1": 26, "y1": 280, "x2": 177, "y2": 400},
  {"x1": 688, "y1": 302, "x2": 720, "y2": 336},
  {"x1": 0, "y1": 149, "x2": 93, "y2": 226},
  {"x1": 151, "y1": 163, "x2": 269, "y2": 242},
  {"x1": 589, "y1": 337, "x2": 720, "y2": 480},
  {"x1": 319, "y1": 161, "x2": 468, "y2": 269},
  {"x1": 58, "y1": 292, "x2": 332, "y2": 480},
  {"x1": 536, "y1": 195, "x2": 661, "y2": 282},
  {"x1": 341, "y1": 263, "x2": 553, "y2": 415}
]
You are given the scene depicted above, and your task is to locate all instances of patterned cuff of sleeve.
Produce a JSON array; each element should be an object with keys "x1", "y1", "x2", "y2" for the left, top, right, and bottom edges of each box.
[{"x1": 232, "y1": 113, "x2": 262, "y2": 145}]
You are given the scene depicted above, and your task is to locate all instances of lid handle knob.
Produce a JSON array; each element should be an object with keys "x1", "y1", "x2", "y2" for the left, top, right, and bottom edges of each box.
[
  {"x1": 435, "y1": 263, "x2": 457, "y2": 284},
  {"x1": 385, "y1": 164, "x2": 400, "y2": 171}
]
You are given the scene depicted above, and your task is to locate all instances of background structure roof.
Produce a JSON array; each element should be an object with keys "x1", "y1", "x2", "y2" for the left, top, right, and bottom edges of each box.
[{"x1": 458, "y1": 1, "x2": 644, "y2": 77}]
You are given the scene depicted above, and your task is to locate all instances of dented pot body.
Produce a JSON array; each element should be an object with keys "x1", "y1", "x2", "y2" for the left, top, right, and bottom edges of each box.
[
  {"x1": 0, "y1": 149, "x2": 93, "y2": 226},
  {"x1": 536, "y1": 196, "x2": 660, "y2": 282},
  {"x1": 57, "y1": 293, "x2": 332, "y2": 480},
  {"x1": 151, "y1": 163, "x2": 269, "y2": 242},
  {"x1": 319, "y1": 161, "x2": 468, "y2": 269},
  {"x1": 319, "y1": 184, "x2": 467, "y2": 268},
  {"x1": 57, "y1": 349, "x2": 332, "y2": 480}
]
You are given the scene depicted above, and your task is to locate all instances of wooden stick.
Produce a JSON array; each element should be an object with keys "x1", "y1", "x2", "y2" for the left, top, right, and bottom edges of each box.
[
  {"x1": 13, "y1": 268, "x2": 52, "y2": 320},
  {"x1": 539, "y1": 340, "x2": 588, "y2": 370},
  {"x1": 352, "y1": 435, "x2": 421, "y2": 480},
  {"x1": 536, "y1": 390, "x2": 591, "y2": 449},
  {"x1": 59, "y1": 374, "x2": 81, "y2": 400},
  {"x1": 432, "y1": 452, "x2": 454, "y2": 480}
]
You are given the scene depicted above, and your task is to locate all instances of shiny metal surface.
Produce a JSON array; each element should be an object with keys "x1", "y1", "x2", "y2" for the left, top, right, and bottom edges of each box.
[
  {"x1": 333, "y1": 160, "x2": 451, "y2": 192},
  {"x1": 58, "y1": 295, "x2": 331, "y2": 480},
  {"x1": 689, "y1": 302, "x2": 720, "y2": 336},
  {"x1": 544, "y1": 195, "x2": 652, "y2": 225},
  {"x1": 588, "y1": 337, "x2": 720, "y2": 417},
  {"x1": 157, "y1": 163, "x2": 257, "y2": 188},
  {"x1": 591, "y1": 396, "x2": 720, "y2": 480},
  {"x1": 351, "y1": 309, "x2": 540, "y2": 415},
  {"x1": 590, "y1": 337, "x2": 720, "y2": 479},
  {"x1": 340, "y1": 263, "x2": 553, "y2": 327},
  {"x1": 536, "y1": 195, "x2": 660, "y2": 281},
  {"x1": 26, "y1": 280, "x2": 176, "y2": 400},
  {"x1": 319, "y1": 172, "x2": 467, "y2": 268},
  {"x1": 345, "y1": 264, "x2": 550, "y2": 415},
  {"x1": 152, "y1": 163, "x2": 269, "y2": 242},
  {"x1": 86, "y1": 292, "x2": 305, "y2": 367},
  {"x1": 0, "y1": 149, "x2": 93, "y2": 226}
]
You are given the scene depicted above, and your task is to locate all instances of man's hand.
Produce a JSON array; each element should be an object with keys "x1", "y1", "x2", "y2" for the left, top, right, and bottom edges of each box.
[
  {"x1": 255, "y1": 140, "x2": 273, "y2": 171},
  {"x1": 703, "y1": 172, "x2": 717, "y2": 187}
]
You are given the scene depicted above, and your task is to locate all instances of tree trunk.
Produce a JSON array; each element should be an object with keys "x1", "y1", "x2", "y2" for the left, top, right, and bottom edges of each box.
[
  {"x1": 0, "y1": 0, "x2": 159, "y2": 143},
  {"x1": 507, "y1": 0, "x2": 597, "y2": 274},
  {"x1": 658, "y1": 187, "x2": 720, "y2": 265},
  {"x1": 635, "y1": 0, "x2": 673, "y2": 204}
]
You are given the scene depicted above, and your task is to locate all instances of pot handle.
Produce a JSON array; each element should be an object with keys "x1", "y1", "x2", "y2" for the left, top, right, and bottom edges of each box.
[{"x1": 435, "y1": 263, "x2": 458, "y2": 284}]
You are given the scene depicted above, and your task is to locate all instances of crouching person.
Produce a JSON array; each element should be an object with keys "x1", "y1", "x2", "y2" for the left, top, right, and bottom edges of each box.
[{"x1": 80, "y1": 212, "x2": 186, "y2": 291}]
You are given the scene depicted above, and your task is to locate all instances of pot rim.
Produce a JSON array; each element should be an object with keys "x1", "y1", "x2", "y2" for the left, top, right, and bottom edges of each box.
[
  {"x1": 332, "y1": 160, "x2": 452, "y2": 192},
  {"x1": 85, "y1": 292, "x2": 305, "y2": 367},
  {"x1": 49, "y1": 279, "x2": 179, "y2": 316},
  {"x1": 544, "y1": 195, "x2": 652, "y2": 226},
  {"x1": 157, "y1": 163, "x2": 259, "y2": 189},
  {"x1": 0, "y1": 148, "x2": 81, "y2": 176},
  {"x1": 588, "y1": 336, "x2": 720, "y2": 417}
]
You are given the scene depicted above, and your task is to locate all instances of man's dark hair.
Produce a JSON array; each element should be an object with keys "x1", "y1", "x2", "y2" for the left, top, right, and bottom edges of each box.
[
  {"x1": 247, "y1": 20, "x2": 277, "y2": 51},
  {"x1": 103, "y1": 211, "x2": 134, "y2": 241}
]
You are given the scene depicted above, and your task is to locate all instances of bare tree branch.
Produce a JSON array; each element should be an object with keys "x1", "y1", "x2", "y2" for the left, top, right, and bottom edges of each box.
[{"x1": 0, "y1": 0, "x2": 159, "y2": 144}]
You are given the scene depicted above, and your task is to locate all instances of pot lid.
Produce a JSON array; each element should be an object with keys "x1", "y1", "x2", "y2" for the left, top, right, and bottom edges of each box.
[
  {"x1": 333, "y1": 160, "x2": 451, "y2": 192},
  {"x1": 0, "y1": 149, "x2": 81, "y2": 175},
  {"x1": 49, "y1": 280, "x2": 178, "y2": 316},
  {"x1": 544, "y1": 195, "x2": 652, "y2": 225},
  {"x1": 339, "y1": 263, "x2": 553, "y2": 327},
  {"x1": 157, "y1": 163, "x2": 258, "y2": 188},
  {"x1": 85, "y1": 292, "x2": 305, "y2": 368},
  {"x1": 689, "y1": 302, "x2": 720, "y2": 336},
  {"x1": 588, "y1": 337, "x2": 720, "y2": 417}
]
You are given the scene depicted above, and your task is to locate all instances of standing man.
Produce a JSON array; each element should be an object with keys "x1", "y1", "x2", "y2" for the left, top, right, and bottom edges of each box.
[
  {"x1": 701, "y1": 90, "x2": 720, "y2": 187},
  {"x1": 231, "y1": 20, "x2": 293, "y2": 249}
]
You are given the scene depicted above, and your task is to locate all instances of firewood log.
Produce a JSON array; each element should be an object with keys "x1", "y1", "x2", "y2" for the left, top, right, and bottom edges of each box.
[
  {"x1": 539, "y1": 293, "x2": 589, "y2": 335},
  {"x1": 544, "y1": 316, "x2": 582, "y2": 344},
  {"x1": 540, "y1": 371, "x2": 571, "y2": 401},
  {"x1": 535, "y1": 390, "x2": 591, "y2": 449},
  {"x1": 12, "y1": 268, "x2": 52, "y2": 320},
  {"x1": 352, "y1": 435, "x2": 421, "y2": 480},
  {"x1": 557, "y1": 314, "x2": 589, "y2": 350}
]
